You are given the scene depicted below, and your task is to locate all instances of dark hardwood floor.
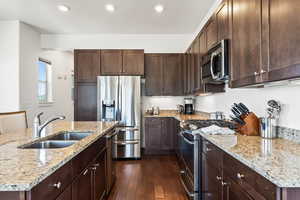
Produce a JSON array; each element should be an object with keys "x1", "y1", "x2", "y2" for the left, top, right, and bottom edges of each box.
[{"x1": 107, "y1": 155, "x2": 188, "y2": 200}]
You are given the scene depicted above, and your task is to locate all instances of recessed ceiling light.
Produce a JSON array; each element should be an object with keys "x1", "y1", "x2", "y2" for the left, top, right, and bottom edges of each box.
[
  {"x1": 105, "y1": 4, "x2": 115, "y2": 12},
  {"x1": 57, "y1": 4, "x2": 71, "y2": 12},
  {"x1": 154, "y1": 4, "x2": 164, "y2": 13}
]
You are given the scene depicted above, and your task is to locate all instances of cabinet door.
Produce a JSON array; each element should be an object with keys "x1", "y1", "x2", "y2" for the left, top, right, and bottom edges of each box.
[
  {"x1": 100, "y1": 50, "x2": 123, "y2": 75},
  {"x1": 106, "y1": 135, "x2": 116, "y2": 195},
  {"x1": 201, "y1": 154, "x2": 223, "y2": 200},
  {"x1": 92, "y1": 150, "x2": 106, "y2": 200},
  {"x1": 145, "y1": 54, "x2": 163, "y2": 96},
  {"x1": 163, "y1": 54, "x2": 183, "y2": 96},
  {"x1": 206, "y1": 17, "x2": 218, "y2": 50},
  {"x1": 161, "y1": 118, "x2": 174, "y2": 151},
  {"x1": 56, "y1": 186, "x2": 72, "y2": 200},
  {"x1": 231, "y1": 0, "x2": 262, "y2": 87},
  {"x1": 122, "y1": 50, "x2": 144, "y2": 75},
  {"x1": 72, "y1": 168, "x2": 93, "y2": 200},
  {"x1": 216, "y1": 0, "x2": 229, "y2": 41},
  {"x1": 187, "y1": 48, "x2": 193, "y2": 94},
  {"x1": 223, "y1": 176, "x2": 254, "y2": 200},
  {"x1": 192, "y1": 37, "x2": 201, "y2": 92},
  {"x1": 266, "y1": 0, "x2": 300, "y2": 82},
  {"x1": 75, "y1": 50, "x2": 100, "y2": 82},
  {"x1": 182, "y1": 54, "x2": 188, "y2": 95},
  {"x1": 145, "y1": 118, "x2": 162, "y2": 151},
  {"x1": 74, "y1": 83, "x2": 97, "y2": 121}
]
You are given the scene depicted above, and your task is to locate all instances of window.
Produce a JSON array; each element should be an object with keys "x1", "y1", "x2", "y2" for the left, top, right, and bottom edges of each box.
[{"x1": 38, "y1": 58, "x2": 53, "y2": 104}]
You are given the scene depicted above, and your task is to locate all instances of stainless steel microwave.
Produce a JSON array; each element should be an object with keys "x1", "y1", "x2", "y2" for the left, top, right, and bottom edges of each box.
[{"x1": 201, "y1": 39, "x2": 229, "y2": 84}]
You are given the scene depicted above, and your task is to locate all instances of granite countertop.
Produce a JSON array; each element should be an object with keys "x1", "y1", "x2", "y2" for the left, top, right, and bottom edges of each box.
[
  {"x1": 0, "y1": 121, "x2": 117, "y2": 191},
  {"x1": 200, "y1": 133, "x2": 300, "y2": 188},
  {"x1": 144, "y1": 110, "x2": 210, "y2": 121}
]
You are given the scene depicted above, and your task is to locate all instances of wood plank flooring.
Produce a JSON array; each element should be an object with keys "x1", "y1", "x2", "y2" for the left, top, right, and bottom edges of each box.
[{"x1": 107, "y1": 155, "x2": 188, "y2": 200}]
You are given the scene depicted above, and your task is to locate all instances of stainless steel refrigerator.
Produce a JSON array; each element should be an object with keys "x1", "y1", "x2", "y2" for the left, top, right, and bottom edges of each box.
[{"x1": 97, "y1": 76, "x2": 141, "y2": 159}]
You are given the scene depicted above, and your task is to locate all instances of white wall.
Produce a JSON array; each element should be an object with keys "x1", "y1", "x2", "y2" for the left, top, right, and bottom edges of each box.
[
  {"x1": 41, "y1": 34, "x2": 192, "y2": 53},
  {"x1": 142, "y1": 96, "x2": 186, "y2": 111},
  {"x1": 0, "y1": 21, "x2": 20, "y2": 112},
  {"x1": 195, "y1": 84, "x2": 300, "y2": 130}
]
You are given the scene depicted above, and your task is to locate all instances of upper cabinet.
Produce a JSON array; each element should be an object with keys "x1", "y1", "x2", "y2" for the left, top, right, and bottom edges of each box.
[
  {"x1": 100, "y1": 49, "x2": 144, "y2": 76},
  {"x1": 145, "y1": 54, "x2": 183, "y2": 96},
  {"x1": 100, "y1": 50, "x2": 123, "y2": 75},
  {"x1": 206, "y1": 16, "x2": 218, "y2": 50},
  {"x1": 216, "y1": 0, "x2": 229, "y2": 41},
  {"x1": 122, "y1": 50, "x2": 144, "y2": 75},
  {"x1": 230, "y1": 0, "x2": 262, "y2": 87},
  {"x1": 74, "y1": 50, "x2": 101, "y2": 82},
  {"x1": 265, "y1": 0, "x2": 300, "y2": 82}
]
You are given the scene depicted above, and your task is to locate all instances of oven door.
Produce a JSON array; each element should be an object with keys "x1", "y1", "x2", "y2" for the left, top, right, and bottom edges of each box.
[
  {"x1": 179, "y1": 131, "x2": 199, "y2": 200},
  {"x1": 210, "y1": 49, "x2": 223, "y2": 80}
]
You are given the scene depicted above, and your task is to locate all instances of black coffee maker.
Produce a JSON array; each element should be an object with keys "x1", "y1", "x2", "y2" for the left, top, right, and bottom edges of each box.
[{"x1": 184, "y1": 98, "x2": 195, "y2": 114}]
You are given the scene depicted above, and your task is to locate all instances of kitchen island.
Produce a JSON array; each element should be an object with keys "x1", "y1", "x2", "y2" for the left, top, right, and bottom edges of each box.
[{"x1": 0, "y1": 121, "x2": 117, "y2": 200}]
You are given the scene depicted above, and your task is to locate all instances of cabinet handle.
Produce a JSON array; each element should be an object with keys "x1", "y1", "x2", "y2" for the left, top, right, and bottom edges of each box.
[
  {"x1": 254, "y1": 72, "x2": 259, "y2": 76},
  {"x1": 216, "y1": 176, "x2": 222, "y2": 181},
  {"x1": 91, "y1": 163, "x2": 100, "y2": 170},
  {"x1": 237, "y1": 173, "x2": 245, "y2": 179},
  {"x1": 206, "y1": 148, "x2": 212, "y2": 152},
  {"x1": 83, "y1": 168, "x2": 89, "y2": 176},
  {"x1": 180, "y1": 170, "x2": 185, "y2": 174},
  {"x1": 52, "y1": 181, "x2": 62, "y2": 189},
  {"x1": 221, "y1": 181, "x2": 228, "y2": 186}
]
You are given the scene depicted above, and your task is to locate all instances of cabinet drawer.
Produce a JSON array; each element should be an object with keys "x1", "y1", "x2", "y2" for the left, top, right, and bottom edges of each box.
[
  {"x1": 202, "y1": 139, "x2": 222, "y2": 170},
  {"x1": 223, "y1": 153, "x2": 277, "y2": 200},
  {"x1": 28, "y1": 161, "x2": 73, "y2": 200},
  {"x1": 72, "y1": 136, "x2": 106, "y2": 176}
]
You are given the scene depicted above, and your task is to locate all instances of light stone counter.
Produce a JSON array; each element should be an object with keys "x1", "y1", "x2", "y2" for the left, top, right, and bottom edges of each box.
[
  {"x1": 0, "y1": 121, "x2": 117, "y2": 191},
  {"x1": 200, "y1": 133, "x2": 300, "y2": 188},
  {"x1": 144, "y1": 110, "x2": 210, "y2": 121}
]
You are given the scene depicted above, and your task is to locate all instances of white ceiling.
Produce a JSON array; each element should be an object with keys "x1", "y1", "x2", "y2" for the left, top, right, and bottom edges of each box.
[{"x1": 0, "y1": 0, "x2": 216, "y2": 34}]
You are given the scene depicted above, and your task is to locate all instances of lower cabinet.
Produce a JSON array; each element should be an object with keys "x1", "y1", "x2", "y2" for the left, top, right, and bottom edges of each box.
[
  {"x1": 201, "y1": 138, "x2": 279, "y2": 200},
  {"x1": 72, "y1": 168, "x2": 93, "y2": 200},
  {"x1": 92, "y1": 150, "x2": 106, "y2": 200},
  {"x1": 144, "y1": 117, "x2": 175, "y2": 155},
  {"x1": 56, "y1": 186, "x2": 72, "y2": 200}
]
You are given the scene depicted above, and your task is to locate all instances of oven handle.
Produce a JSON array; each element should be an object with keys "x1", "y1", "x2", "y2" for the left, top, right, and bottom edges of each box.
[
  {"x1": 106, "y1": 130, "x2": 119, "y2": 139},
  {"x1": 210, "y1": 52, "x2": 219, "y2": 80},
  {"x1": 113, "y1": 141, "x2": 139, "y2": 145},
  {"x1": 179, "y1": 172, "x2": 195, "y2": 198},
  {"x1": 180, "y1": 132, "x2": 195, "y2": 145}
]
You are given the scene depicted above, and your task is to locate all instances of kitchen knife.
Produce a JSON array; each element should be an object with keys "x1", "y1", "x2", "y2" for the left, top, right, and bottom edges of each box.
[
  {"x1": 238, "y1": 103, "x2": 250, "y2": 114},
  {"x1": 230, "y1": 115, "x2": 245, "y2": 125},
  {"x1": 231, "y1": 106, "x2": 243, "y2": 117}
]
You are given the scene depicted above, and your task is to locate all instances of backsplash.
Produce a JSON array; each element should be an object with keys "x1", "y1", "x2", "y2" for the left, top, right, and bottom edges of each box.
[
  {"x1": 142, "y1": 96, "x2": 186, "y2": 111},
  {"x1": 277, "y1": 126, "x2": 300, "y2": 144}
]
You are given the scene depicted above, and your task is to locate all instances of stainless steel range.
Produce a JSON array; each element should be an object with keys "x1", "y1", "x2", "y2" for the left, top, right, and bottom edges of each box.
[
  {"x1": 179, "y1": 120, "x2": 235, "y2": 200},
  {"x1": 97, "y1": 76, "x2": 141, "y2": 159}
]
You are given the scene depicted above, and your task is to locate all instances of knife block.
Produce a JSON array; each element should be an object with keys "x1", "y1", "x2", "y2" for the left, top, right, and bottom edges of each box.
[{"x1": 237, "y1": 112, "x2": 260, "y2": 136}]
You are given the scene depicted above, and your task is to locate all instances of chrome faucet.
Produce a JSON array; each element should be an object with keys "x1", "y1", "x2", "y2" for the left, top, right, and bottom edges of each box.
[{"x1": 33, "y1": 112, "x2": 66, "y2": 138}]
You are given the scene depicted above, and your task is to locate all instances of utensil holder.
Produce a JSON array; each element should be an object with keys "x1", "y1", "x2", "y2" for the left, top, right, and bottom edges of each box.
[
  {"x1": 237, "y1": 112, "x2": 260, "y2": 136},
  {"x1": 260, "y1": 117, "x2": 278, "y2": 139}
]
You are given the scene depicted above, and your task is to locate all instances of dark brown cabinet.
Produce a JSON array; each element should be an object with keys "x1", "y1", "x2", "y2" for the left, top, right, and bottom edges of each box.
[
  {"x1": 163, "y1": 54, "x2": 183, "y2": 96},
  {"x1": 264, "y1": 0, "x2": 300, "y2": 82},
  {"x1": 144, "y1": 117, "x2": 175, "y2": 155},
  {"x1": 216, "y1": 0, "x2": 229, "y2": 41},
  {"x1": 100, "y1": 50, "x2": 123, "y2": 75},
  {"x1": 55, "y1": 186, "x2": 72, "y2": 200},
  {"x1": 92, "y1": 150, "x2": 106, "y2": 200},
  {"x1": 230, "y1": 0, "x2": 263, "y2": 87},
  {"x1": 145, "y1": 54, "x2": 163, "y2": 96},
  {"x1": 74, "y1": 83, "x2": 97, "y2": 121},
  {"x1": 72, "y1": 168, "x2": 93, "y2": 200},
  {"x1": 122, "y1": 50, "x2": 144, "y2": 75},
  {"x1": 206, "y1": 17, "x2": 218, "y2": 50},
  {"x1": 145, "y1": 54, "x2": 183, "y2": 96},
  {"x1": 74, "y1": 50, "x2": 100, "y2": 82}
]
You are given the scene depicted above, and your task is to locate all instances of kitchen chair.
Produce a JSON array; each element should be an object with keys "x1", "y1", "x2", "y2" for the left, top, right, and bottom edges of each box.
[{"x1": 0, "y1": 111, "x2": 28, "y2": 134}]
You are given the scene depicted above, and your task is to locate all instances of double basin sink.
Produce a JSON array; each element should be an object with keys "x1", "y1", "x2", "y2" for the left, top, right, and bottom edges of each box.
[{"x1": 19, "y1": 131, "x2": 93, "y2": 149}]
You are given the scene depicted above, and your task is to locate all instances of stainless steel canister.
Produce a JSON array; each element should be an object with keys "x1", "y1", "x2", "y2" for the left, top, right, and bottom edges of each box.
[{"x1": 260, "y1": 117, "x2": 278, "y2": 139}]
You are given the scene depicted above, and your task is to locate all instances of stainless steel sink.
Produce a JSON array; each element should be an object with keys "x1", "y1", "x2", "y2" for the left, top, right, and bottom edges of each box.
[
  {"x1": 47, "y1": 131, "x2": 93, "y2": 141},
  {"x1": 19, "y1": 140, "x2": 76, "y2": 149}
]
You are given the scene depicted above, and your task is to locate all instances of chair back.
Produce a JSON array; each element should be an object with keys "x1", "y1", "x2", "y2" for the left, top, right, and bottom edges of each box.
[{"x1": 0, "y1": 111, "x2": 28, "y2": 134}]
